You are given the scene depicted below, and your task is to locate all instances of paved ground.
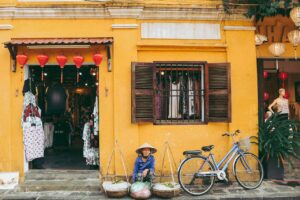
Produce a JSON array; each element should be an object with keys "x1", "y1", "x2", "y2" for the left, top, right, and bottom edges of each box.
[
  {"x1": 0, "y1": 180, "x2": 299, "y2": 200},
  {"x1": 1, "y1": 170, "x2": 300, "y2": 199}
]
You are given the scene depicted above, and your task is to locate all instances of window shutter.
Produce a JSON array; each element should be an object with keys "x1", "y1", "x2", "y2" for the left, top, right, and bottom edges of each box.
[
  {"x1": 207, "y1": 63, "x2": 231, "y2": 122},
  {"x1": 131, "y1": 62, "x2": 155, "y2": 123}
]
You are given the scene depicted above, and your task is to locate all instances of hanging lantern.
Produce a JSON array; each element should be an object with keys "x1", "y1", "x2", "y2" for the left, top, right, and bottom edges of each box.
[
  {"x1": 279, "y1": 72, "x2": 288, "y2": 88},
  {"x1": 37, "y1": 54, "x2": 49, "y2": 81},
  {"x1": 56, "y1": 55, "x2": 67, "y2": 83},
  {"x1": 290, "y1": 7, "x2": 300, "y2": 27},
  {"x1": 73, "y1": 55, "x2": 84, "y2": 82},
  {"x1": 268, "y1": 43, "x2": 285, "y2": 70},
  {"x1": 288, "y1": 30, "x2": 300, "y2": 60},
  {"x1": 264, "y1": 92, "x2": 270, "y2": 101},
  {"x1": 263, "y1": 71, "x2": 268, "y2": 79},
  {"x1": 16, "y1": 54, "x2": 28, "y2": 69},
  {"x1": 279, "y1": 72, "x2": 288, "y2": 81},
  {"x1": 255, "y1": 34, "x2": 267, "y2": 46},
  {"x1": 93, "y1": 54, "x2": 103, "y2": 81},
  {"x1": 284, "y1": 91, "x2": 290, "y2": 99}
]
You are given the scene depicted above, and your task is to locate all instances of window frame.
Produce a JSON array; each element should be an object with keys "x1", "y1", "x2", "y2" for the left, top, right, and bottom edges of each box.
[
  {"x1": 131, "y1": 61, "x2": 231, "y2": 125},
  {"x1": 153, "y1": 61, "x2": 208, "y2": 125}
]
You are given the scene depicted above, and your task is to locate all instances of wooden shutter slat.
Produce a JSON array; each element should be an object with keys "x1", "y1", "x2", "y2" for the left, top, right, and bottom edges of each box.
[
  {"x1": 207, "y1": 63, "x2": 231, "y2": 122},
  {"x1": 132, "y1": 62, "x2": 155, "y2": 123}
]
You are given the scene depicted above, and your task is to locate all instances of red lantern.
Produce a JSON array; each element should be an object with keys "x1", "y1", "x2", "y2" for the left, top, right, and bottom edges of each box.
[
  {"x1": 93, "y1": 54, "x2": 103, "y2": 67},
  {"x1": 92, "y1": 54, "x2": 103, "y2": 81},
  {"x1": 263, "y1": 71, "x2": 268, "y2": 79},
  {"x1": 279, "y1": 72, "x2": 288, "y2": 81},
  {"x1": 37, "y1": 54, "x2": 49, "y2": 81},
  {"x1": 16, "y1": 54, "x2": 28, "y2": 69},
  {"x1": 56, "y1": 55, "x2": 67, "y2": 83},
  {"x1": 264, "y1": 92, "x2": 269, "y2": 101},
  {"x1": 284, "y1": 91, "x2": 289, "y2": 99},
  {"x1": 73, "y1": 56, "x2": 84, "y2": 69},
  {"x1": 73, "y1": 56, "x2": 84, "y2": 82}
]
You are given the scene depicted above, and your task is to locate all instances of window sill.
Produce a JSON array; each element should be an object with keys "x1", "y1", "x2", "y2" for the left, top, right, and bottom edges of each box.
[{"x1": 154, "y1": 120, "x2": 207, "y2": 125}]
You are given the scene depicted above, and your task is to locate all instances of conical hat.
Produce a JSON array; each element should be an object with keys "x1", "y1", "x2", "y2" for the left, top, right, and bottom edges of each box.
[{"x1": 136, "y1": 143, "x2": 157, "y2": 154}]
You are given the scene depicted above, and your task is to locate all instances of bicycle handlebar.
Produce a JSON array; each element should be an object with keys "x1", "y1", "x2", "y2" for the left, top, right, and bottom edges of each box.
[{"x1": 222, "y1": 129, "x2": 240, "y2": 137}]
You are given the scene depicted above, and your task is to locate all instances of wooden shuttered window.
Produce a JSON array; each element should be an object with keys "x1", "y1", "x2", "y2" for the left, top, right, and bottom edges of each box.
[
  {"x1": 131, "y1": 62, "x2": 155, "y2": 123},
  {"x1": 206, "y1": 63, "x2": 231, "y2": 122}
]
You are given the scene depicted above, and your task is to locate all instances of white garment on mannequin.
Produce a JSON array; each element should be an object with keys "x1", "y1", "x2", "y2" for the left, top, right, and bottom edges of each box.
[{"x1": 168, "y1": 81, "x2": 181, "y2": 119}]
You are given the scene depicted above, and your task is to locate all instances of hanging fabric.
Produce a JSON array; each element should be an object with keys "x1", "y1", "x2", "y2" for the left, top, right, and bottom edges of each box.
[
  {"x1": 82, "y1": 122, "x2": 99, "y2": 166},
  {"x1": 21, "y1": 92, "x2": 45, "y2": 162},
  {"x1": 168, "y1": 76, "x2": 181, "y2": 119}
]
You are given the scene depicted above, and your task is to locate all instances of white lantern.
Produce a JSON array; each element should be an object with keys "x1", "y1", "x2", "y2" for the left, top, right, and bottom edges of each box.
[
  {"x1": 290, "y1": 7, "x2": 300, "y2": 27},
  {"x1": 268, "y1": 43, "x2": 285, "y2": 70},
  {"x1": 268, "y1": 43, "x2": 285, "y2": 57},
  {"x1": 288, "y1": 30, "x2": 300, "y2": 59},
  {"x1": 255, "y1": 34, "x2": 267, "y2": 46}
]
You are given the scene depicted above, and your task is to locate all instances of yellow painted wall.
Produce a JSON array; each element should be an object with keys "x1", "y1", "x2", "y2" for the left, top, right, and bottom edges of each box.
[{"x1": 0, "y1": 17, "x2": 258, "y2": 180}]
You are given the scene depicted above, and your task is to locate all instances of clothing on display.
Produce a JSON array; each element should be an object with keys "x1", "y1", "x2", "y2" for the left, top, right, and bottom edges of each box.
[
  {"x1": 22, "y1": 92, "x2": 45, "y2": 162},
  {"x1": 43, "y1": 122, "x2": 54, "y2": 148},
  {"x1": 82, "y1": 122, "x2": 99, "y2": 166},
  {"x1": 156, "y1": 73, "x2": 201, "y2": 120}
]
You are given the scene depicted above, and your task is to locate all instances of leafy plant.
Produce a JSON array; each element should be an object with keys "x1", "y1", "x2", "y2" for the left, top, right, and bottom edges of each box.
[
  {"x1": 223, "y1": 0, "x2": 300, "y2": 21},
  {"x1": 257, "y1": 114, "x2": 300, "y2": 169}
]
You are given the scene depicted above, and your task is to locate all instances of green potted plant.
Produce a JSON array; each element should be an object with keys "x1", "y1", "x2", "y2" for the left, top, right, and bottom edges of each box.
[{"x1": 258, "y1": 114, "x2": 300, "y2": 179}]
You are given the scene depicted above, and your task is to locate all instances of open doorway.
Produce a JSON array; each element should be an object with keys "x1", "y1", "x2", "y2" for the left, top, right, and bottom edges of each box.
[
  {"x1": 258, "y1": 59, "x2": 300, "y2": 121},
  {"x1": 23, "y1": 64, "x2": 99, "y2": 170}
]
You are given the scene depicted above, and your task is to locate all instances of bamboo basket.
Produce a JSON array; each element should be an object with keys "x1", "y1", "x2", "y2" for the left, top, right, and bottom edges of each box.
[{"x1": 102, "y1": 141, "x2": 130, "y2": 198}]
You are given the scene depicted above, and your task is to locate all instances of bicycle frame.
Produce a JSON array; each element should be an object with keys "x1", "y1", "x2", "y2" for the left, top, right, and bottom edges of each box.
[{"x1": 198, "y1": 143, "x2": 243, "y2": 177}]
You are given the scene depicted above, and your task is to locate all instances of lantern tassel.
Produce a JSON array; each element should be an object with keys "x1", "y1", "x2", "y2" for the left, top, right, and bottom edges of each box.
[
  {"x1": 96, "y1": 68, "x2": 99, "y2": 81},
  {"x1": 61, "y1": 68, "x2": 63, "y2": 83},
  {"x1": 77, "y1": 68, "x2": 79, "y2": 83},
  {"x1": 276, "y1": 59, "x2": 279, "y2": 70},
  {"x1": 41, "y1": 68, "x2": 44, "y2": 81}
]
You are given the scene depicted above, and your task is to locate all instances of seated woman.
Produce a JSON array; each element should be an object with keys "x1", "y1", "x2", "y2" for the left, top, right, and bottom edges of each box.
[{"x1": 132, "y1": 143, "x2": 157, "y2": 182}]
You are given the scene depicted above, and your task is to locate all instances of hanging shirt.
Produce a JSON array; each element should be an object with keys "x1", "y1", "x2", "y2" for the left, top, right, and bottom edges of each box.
[
  {"x1": 188, "y1": 78, "x2": 195, "y2": 116},
  {"x1": 46, "y1": 83, "x2": 67, "y2": 115},
  {"x1": 132, "y1": 155, "x2": 155, "y2": 182},
  {"x1": 168, "y1": 81, "x2": 182, "y2": 119}
]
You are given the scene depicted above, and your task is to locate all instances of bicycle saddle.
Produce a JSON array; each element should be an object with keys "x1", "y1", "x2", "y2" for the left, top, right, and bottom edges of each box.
[
  {"x1": 183, "y1": 150, "x2": 202, "y2": 156},
  {"x1": 201, "y1": 145, "x2": 214, "y2": 152}
]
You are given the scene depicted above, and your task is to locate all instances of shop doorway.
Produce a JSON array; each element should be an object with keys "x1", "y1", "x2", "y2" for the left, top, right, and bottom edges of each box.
[
  {"x1": 24, "y1": 64, "x2": 99, "y2": 170},
  {"x1": 258, "y1": 58, "x2": 300, "y2": 122}
]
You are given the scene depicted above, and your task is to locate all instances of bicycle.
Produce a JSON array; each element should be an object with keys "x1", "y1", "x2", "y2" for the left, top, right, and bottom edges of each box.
[{"x1": 178, "y1": 130, "x2": 264, "y2": 196}]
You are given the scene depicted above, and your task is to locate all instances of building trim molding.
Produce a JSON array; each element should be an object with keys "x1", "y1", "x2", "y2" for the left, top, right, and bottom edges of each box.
[
  {"x1": 0, "y1": 24, "x2": 13, "y2": 30},
  {"x1": 224, "y1": 26, "x2": 256, "y2": 31},
  {"x1": 111, "y1": 24, "x2": 139, "y2": 29},
  {"x1": 0, "y1": 7, "x2": 252, "y2": 21}
]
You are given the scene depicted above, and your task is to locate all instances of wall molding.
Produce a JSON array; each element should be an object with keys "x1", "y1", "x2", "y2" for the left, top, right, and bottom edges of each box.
[
  {"x1": 224, "y1": 26, "x2": 256, "y2": 31},
  {"x1": 0, "y1": 24, "x2": 13, "y2": 30},
  {"x1": 111, "y1": 24, "x2": 139, "y2": 29},
  {"x1": 0, "y1": 7, "x2": 251, "y2": 21}
]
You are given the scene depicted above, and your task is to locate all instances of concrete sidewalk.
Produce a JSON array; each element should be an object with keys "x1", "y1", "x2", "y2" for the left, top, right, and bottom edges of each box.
[{"x1": 0, "y1": 180, "x2": 299, "y2": 200}]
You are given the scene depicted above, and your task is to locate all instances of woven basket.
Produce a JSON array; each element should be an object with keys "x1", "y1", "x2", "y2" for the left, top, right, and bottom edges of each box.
[
  {"x1": 105, "y1": 189, "x2": 128, "y2": 198},
  {"x1": 152, "y1": 188, "x2": 181, "y2": 198}
]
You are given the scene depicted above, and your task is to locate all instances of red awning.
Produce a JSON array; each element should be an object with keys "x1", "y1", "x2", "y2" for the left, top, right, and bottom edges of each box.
[{"x1": 4, "y1": 38, "x2": 113, "y2": 46}]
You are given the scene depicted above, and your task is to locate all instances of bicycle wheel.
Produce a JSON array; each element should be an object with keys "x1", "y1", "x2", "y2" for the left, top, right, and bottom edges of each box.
[
  {"x1": 234, "y1": 152, "x2": 263, "y2": 189},
  {"x1": 178, "y1": 156, "x2": 215, "y2": 196}
]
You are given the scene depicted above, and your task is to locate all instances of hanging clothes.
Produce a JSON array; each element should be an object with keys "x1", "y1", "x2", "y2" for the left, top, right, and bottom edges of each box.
[
  {"x1": 188, "y1": 77, "x2": 195, "y2": 116},
  {"x1": 43, "y1": 122, "x2": 54, "y2": 148},
  {"x1": 93, "y1": 96, "x2": 99, "y2": 136},
  {"x1": 168, "y1": 78, "x2": 182, "y2": 119},
  {"x1": 193, "y1": 79, "x2": 201, "y2": 118},
  {"x1": 82, "y1": 122, "x2": 99, "y2": 166},
  {"x1": 22, "y1": 92, "x2": 45, "y2": 162}
]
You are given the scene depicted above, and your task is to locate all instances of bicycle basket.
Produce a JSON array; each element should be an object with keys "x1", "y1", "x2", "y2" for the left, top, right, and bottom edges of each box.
[{"x1": 238, "y1": 137, "x2": 251, "y2": 152}]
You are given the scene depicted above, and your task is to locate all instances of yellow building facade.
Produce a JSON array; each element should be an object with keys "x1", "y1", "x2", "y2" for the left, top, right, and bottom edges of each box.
[{"x1": 0, "y1": 0, "x2": 259, "y2": 180}]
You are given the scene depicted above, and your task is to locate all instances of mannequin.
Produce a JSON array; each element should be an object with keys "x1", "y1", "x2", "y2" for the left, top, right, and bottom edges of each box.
[{"x1": 268, "y1": 88, "x2": 289, "y2": 120}]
